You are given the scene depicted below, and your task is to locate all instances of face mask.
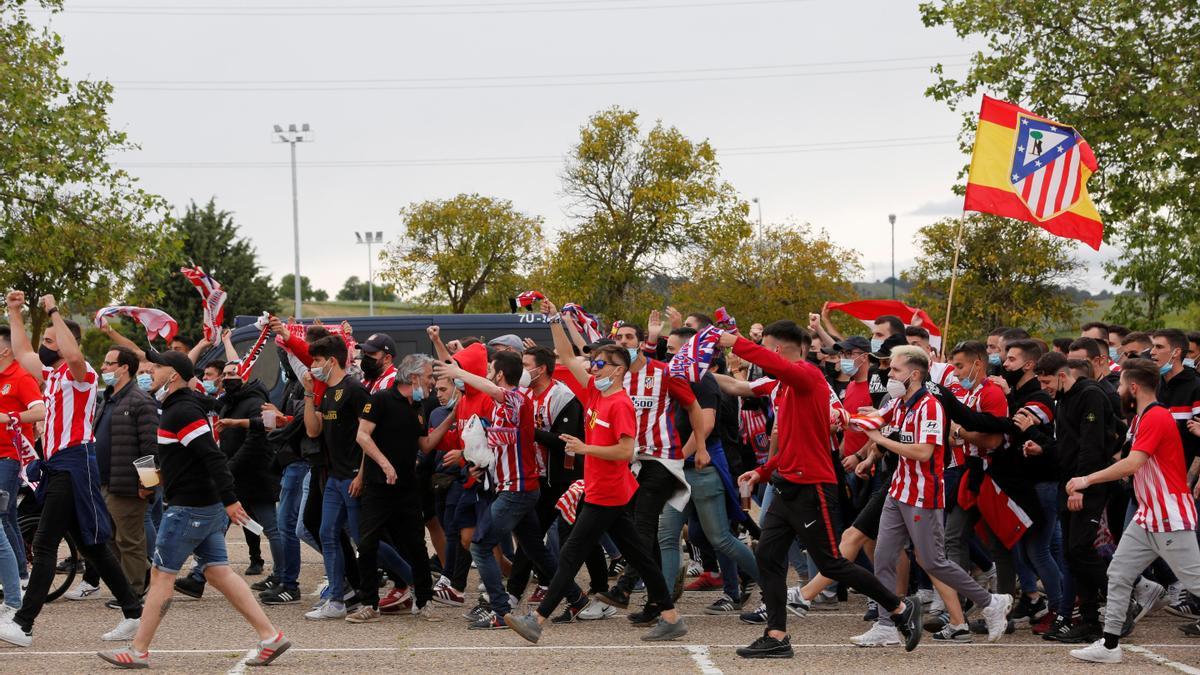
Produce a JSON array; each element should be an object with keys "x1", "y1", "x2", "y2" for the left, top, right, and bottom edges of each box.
[
  {"x1": 154, "y1": 382, "x2": 171, "y2": 402},
  {"x1": 202, "y1": 380, "x2": 217, "y2": 395},
  {"x1": 988, "y1": 353, "x2": 1001, "y2": 367},
  {"x1": 1186, "y1": 358, "x2": 1196, "y2": 369},
  {"x1": 822, "y1": 361, "x2": 838, "y2": 378},
  {"x1": 413, "y1": 384, "x2": 425, "y2": 402},
  {"x1": 595, "y1": 376, "x2": 614, "y2": 391},
  {"x1": 626, "y1": 347, "x2": 639, "y2": 363},
  {"x1": 312, "y1": 363, "x2": 332, "y2": 383},
  {"x1": 885, "y1": 377, "x2": 907, "y2": 400},
  {"x1": 223, "y1": 378, "x2": 242, "y2": 395},
  {"x1": 1001, "y1": 365, "x2": 1025, "y2": 388},
  {"x1": 360, "y1": 355, "x2": 382, "y2": 381},
  {"x1": 518, "y1": 368, "x2": 532, "y2": 388},
  {"x1": 1108, "y1": 346, "x2": 1120, "y2": 362},
  {"x1": 1159, "y1": 361, "x2": 1172, "y2": 376},
  {"x1": 838, "y1": 358, "x2": 858, "y2": 376},
  {"x1": 137, "y1": 373, "x2": 153, "y2": 391},
  {"x1": 101, "y1": 371, "x2": 117, "y2": 386},
  {"x1": 38, "y1": 345, "x2": 60, "y2": 367},
  {"x1": 453, "y1": 377, "x2": 465, "y2": 391},
  {"x1": 870, "y1": 338, "x2": 884, "y2": 353},
  {"x1": 958, "y1": 363, "x2": 978, "y2": 391}
]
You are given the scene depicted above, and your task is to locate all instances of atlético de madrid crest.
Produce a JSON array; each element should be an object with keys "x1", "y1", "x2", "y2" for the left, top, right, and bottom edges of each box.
[{"x1": 1010, "y1": 114, "x2": 1086, "y2": 222}]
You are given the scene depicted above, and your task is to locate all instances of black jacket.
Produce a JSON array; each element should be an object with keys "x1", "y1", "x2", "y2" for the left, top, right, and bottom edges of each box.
[
  {"x1": 1025, "y1": 378, "x2": 1113, "y2": 484},
  {"x1": 537, "y1": 397, "x2": 584, "y2": 490},
  {"x1": 159, "y1": 388, "x2": 237, "y2": 507},
  {"x1": 218, "y1": 381, "x2": 279, "y2": 504},
  {"x1": 1157, "y1": 366, "x2": 1200, "y2": 465},
  {"x1": 96, "y1": 383, "x2": 159, "y2": 497}
]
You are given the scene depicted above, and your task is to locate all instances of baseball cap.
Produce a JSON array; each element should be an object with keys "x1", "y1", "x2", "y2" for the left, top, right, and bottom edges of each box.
[
  {"x1": 582, "y1": 338, "x2": 615, "y2": 354},
  {"x1": 821, "y1": 335, "x2": 871, "y2": 355},
  {"x1": 360, "y1": 333, "x2": 396, "y2": 357},
  {"x1": 146, "y1": 349, "x2": 195, "y2": 381},
  {"x1": 487, "y1": 334, "x2": 525, "y2": 353},
  {"x1": 870, "y1": 334, "x2": 908, "y2": 361}
]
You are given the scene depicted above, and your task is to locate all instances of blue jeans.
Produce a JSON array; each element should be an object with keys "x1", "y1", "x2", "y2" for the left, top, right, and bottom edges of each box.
[
  {"x1": 0, "y1": 487, "x2": 20, "y2": 608},
  {"x1": 1015, "y1": 481, "x2": 1063, "y2": 608},
  {"x1": 143, "y1": 487, "x2": 162, "y2": 558},
  {"x1": 320, "y1": 476, "x2": 411, "y2": 602},
  {"x1": 659, "y1": 464, "x2": 760, "y2": 591},
  {"x1": 0, "y1": 459, "x2": 26, "y2": 577},
  {"x1": 275, "y1": 463, "x2": 307, "y2": 587},
  {"x1": 471, "y1": 490, "x2": 576, "y2": 617},
  {"x1": 153, "y1": 504, "x2": 230, "y2": 574},
  {"x1": 296, "y1": 468, "x2": 320, "y2": 553}
]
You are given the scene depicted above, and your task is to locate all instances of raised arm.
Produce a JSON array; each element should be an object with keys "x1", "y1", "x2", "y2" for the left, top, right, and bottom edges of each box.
[
  {"x1": 544, "y1": 299, "x2": 589, "y2": 388},
  {"x1": 5, "y1": 291, "x2": 44, "y2": 382},
  {"x1": 434, "y1": 360, "x2": 505, "y2": 403},
  {"x1": 100, "y1": 322, "x2": 148, "y2": 361},
  {"x1": 711, "y1": 371, "x2": 755, "y2": 397},
  {"x1": 427, "y1": 325, "x2": 451, "y2": 364},
  {"x1": 221, "y1": 330, "x2": 240, "y2": 362},
  {"x1": 40, "y1": 295, "x2": 87, "y2": 382},
  {"x1": 302, "y1": 371, "x2": 322, "y2": 437}
]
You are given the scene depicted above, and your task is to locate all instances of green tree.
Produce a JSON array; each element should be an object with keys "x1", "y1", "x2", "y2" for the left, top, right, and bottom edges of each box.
[
  {"x1": 920, "y1": 0, "x2": 1200, "y2": 325},
  {"x1": 902, "y1": 215, "x2": 1084, "y2": 340},
  {"x1": 278, "y1": 274, "x2": 320, "y2": 302},
  {"x1": 381, "y1": 194, "x2": 542, "y2": 313},
  {"x1": 534, "y1": 107, "x2": 751, "y2": 317},
  {"x1": 131, "y1": 200, "x2": 276, "y2": 341},
  {"x1": 336, "y1": 275, "x2": 396, "y2": 302},
  {"x1": 1, "y1": 0, "x2": 173, "y2": 336}
]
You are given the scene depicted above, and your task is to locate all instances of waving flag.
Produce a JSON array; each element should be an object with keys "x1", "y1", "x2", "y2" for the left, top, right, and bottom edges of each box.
[
  {"x1": 516, "y1": 290, "x2": 545, "y2": 310},
  {"x1": 965, "y1": 95, "x2": 1104, "y2": 250},
  {"x1": 180, "y1": 265, "x2": 227, "y2": 342},
  {"x1": 824, "y1": 300, "x2": 941, "y2": 349},
  {"x1": 713, "y1": 307, "x2": 737, "y2": 331},
  {"x1": 94, "y1": 306, "x2": 179, "y2": 343},
  {"x1": 234, "y1": 314, "x2": 274, "y2": 382},
  {"x1": 561, "y1": 303, "x2": 602, "y2": 343},
  {"x1": 669, "y1": 325, "x2": 721, "y2": 382}
]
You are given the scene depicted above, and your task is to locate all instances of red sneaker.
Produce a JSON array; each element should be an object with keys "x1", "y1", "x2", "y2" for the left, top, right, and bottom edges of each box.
[
  {"x1": 684, "y1": 571, "x2": 723, "y2": 591},
  {"x1": 1032, "y1": 611, "x2": 1058, "y2": 635},
  {"x1": 529, "y1": 585, "x2": 548, "y2": 605},
  {"x1": 379, "y1": 586, "x2": 413, "y2": 615}
]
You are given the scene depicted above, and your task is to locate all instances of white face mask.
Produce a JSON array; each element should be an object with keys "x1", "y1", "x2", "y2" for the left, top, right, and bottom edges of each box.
[
  {"x1": 885, "y1": 377, "x2": 907, "y2": 401},
  {"x1": 519, "y1": 368, "x2": 532, "y2": 388}
]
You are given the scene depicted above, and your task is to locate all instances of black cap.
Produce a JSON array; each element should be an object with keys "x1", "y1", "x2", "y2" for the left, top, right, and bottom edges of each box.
[
  {"x1": 821, "y1": 335, "x2": 871, "y2": 356},
  {"x1": 582, "y1": 338, "x2": 615, "y2": 354},
  {"x1": 360, "y1": 333, "x2": 396, "y2": 357},
  {"x1": 146, "y1": 348, "x2": 195, "y2": 381},
  {"x1": 870, "y1": 334, "x2": 908, "y2": 360}
]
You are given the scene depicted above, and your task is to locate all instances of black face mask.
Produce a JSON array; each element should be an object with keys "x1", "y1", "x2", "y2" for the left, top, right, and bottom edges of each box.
[
  {"x1": 1001, "y1": 365, "x2": 1025, "y2": 388},
  {"x1": 222, "y1": 378, "x2": 243, "y2": 395},
  {"x1": 38, "y1": 345, "x2": 60, "y2": 367},
  {"x1": 361, "y1": 355, "x2": 382, "y2": 381},
  {"x1": 823, "y1": 361, "x2": 839, "y2": 378}
]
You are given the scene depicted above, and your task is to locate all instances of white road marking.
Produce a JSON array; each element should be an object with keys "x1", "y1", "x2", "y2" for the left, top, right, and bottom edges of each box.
[
  {"x1": 1125, "y1": 645, "x2": 1200, "y2": 675},
  {"x1": 225, "y1": 648, "x2": 258, "y2": 675},
  {"x1": 685, "y1": 645, "x2": 723, "y2": 674}
]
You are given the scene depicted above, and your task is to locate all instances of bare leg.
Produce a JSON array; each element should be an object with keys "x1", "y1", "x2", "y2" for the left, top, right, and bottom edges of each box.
[
  {"x1": 426, "y1": 518, "x2": 446, "y2": 563},
  {"x1": 130, "y1": 569, "x2": 175, "y2": 653},
  {"x1": 203, "y1": 564, "x2": 277, "y2": 641},
  {"x1": 933, "y1": 576, "x2": 966, "y2": 625}
]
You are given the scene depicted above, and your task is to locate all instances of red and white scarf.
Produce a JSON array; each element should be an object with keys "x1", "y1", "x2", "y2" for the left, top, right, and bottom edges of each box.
[
  {"x1": 94, "y1": 306, "x2": 179, "y2": 343},
  {"x1": 561, "y1": 303, "x2": 602, "y2": 343},
  {"x1": 668, "y1": 325, "x2": 722, "y2": 382},
  {"x1": 180, "y1": 265, "x2": 227, "y2": 342}
]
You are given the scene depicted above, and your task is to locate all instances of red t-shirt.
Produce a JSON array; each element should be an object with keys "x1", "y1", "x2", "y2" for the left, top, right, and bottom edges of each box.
[
  {"x1": 1130, "y1": 404, "x2": 1198, "y2": 532},
  {"x1": 841, "y1": 379, "x2": 871, "y2": 456},
  {"x1": 581, "y1": 378, "x2": 639, "y2": 507},
  {"x1": 0, "y1": 361, "x2": 42, "y2": 461}
]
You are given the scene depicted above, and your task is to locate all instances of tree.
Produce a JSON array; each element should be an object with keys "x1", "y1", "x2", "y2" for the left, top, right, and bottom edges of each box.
[
  {"x1": 381, "y1": 194, "x2": 542, "y2": 313},
  {"x1": 277, "y1": 274, "x2": 320, "y2": 302},
  {"x1": 336, "y1": 275, "x2": 397, "y2": 302},
  {"x1": 1, "y1": 0, "x2": 173, "y2": 336},
  {"x1": 131, "y1": 200, "x2": 276, "y2": 341},
  {"x1": 920, "y1": 0, "x2": 1200, "y2": 325},
  {"x1": 902, "y1": 215, "x2": 1084, "y2": 340},
  {"x1": 312, "y1": 288, "x2": 329, "y2": 302},
  {"x1": 534, "y1": 107, "x2": 751, "y2": 317},
  {"x1": 670, "y1": 225, "x2": 862, "y2": 328}
]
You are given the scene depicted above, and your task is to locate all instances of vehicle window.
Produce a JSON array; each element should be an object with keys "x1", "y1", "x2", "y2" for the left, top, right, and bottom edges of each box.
[{"x1": 233, "y1": 337, "x2": 280, "y2": 390}]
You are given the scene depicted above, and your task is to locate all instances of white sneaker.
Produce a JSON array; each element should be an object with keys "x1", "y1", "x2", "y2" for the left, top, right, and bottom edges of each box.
[
  {"x1": 0, "y1": 606, "x2": 14, "y2": 624},
  {"x1": 1070, "y1": 639, "x2": 1122, "y2": 664},
  {"x1": 1133, "y1": 579, "x2": 1166, "y2": 622},
  {"x1": 0, "y1": 618, "x2": 31, "y2": 647},
  {"x1": 65, "y1": 580, "x2": 101, "y2": 601},
  {"x1": 101, "y1": 617, "x2": 140, "y2": 641},
  {"x1": 917, "y1": 588, "x2": 936, "y2": 606},
  {"x1": 981, "y1": 593, "x2": 1013, "y2": 643},
  {"x1": 1165, "y1": 581, "x2": 1185, "y2": 607},
  {"x1": 434, "y1": 575, "x2": 450, "y2": 591},
  {"x1": 850, "y1": 621, "x2": 901, "y2": 647},
  {"x1": 418, "y1": 603, "x2": 443, "y2": 622},
  {"x1": 578, "y1": 600, "x2": 617, "y2": 621},
  {"x1": 315, "y1": 576, "x2": 329, "y2": 597},
  {"x1": 305, "y1": 601, "x2": 346, "y2": 620}
]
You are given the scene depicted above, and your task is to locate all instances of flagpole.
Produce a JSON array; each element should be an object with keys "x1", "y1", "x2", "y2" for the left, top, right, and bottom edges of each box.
[{"x1": 942, "y1": 210, "x2": 968, "y2": 348}]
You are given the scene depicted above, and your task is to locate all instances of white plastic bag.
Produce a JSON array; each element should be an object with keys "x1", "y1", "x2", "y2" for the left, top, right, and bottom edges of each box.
[{"x1": 461, "y1": 414, "x2": 493, "y2": 469}]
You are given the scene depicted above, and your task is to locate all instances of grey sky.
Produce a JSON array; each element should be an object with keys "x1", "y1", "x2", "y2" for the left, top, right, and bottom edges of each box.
[{"x1": 41, "y1": 0, "x2": 1117, "y2": 304}]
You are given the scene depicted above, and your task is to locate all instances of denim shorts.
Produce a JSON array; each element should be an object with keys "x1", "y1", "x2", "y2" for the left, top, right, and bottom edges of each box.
[{"x1": 152, "y1": 504, "x2": 230, "y2": 574}]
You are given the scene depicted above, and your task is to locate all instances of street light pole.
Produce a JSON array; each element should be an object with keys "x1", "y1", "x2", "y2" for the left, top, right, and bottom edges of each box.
[
  {"x1": 273, "y1": 123, "x2": 313, "y2": 319},
  {"x1": 752, "y1": 197, "x2": 763, "y2": 240},
  {"x1": 888, "y1": 213, "x2": 897, "y2": 299},
  {"x1": 355, "y1": 231, "x2": 384, "y2": 316}
]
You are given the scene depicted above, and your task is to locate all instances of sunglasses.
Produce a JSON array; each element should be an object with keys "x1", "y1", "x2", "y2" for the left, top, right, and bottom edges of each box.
[{"x1": 589, "y1": 359, "x2": 615, "y2": 370}]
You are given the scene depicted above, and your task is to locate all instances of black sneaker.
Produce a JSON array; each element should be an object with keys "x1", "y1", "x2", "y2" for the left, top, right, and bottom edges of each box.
[
  {"x1": 551, "y1": 597, "x2": 589, "y2": 624},
  {"x1": 1121, "y1": 600, "x2": 1141, "y2": 638},
  {"x1": 970, "y1": 617, "x2": 1016, "y2": 635},
  {"x1": 1178, "y1": 619, "x2": 1200, "y2": 637},
  {"x1": 173, "y1": 576, "x2": 205, "y2": 599},
  {"x1": 1041, "y1": 616, "x2": 1071, "y2": 641},
  {"x1": 703, "y1": 594, "x2": 741, "y2": 615},
  {"x1": 244, "y1": 560, "x2": 265, "y2": 576},
  {"x1": 468, "y1": 612, "x2": 507, "y2": 630},
  {"x1": 736, "y1": 633, "x2": 794, "y2": 659},
  {"x1": 1055, "y1": 622, "x2": 1101, "y2": 644},
  {"x1": 627, "y1": 604, "x2": 662, "y2": 627},
  {"x1": 261, "y1": 586, "x2": 301, "y2": 605},
  {"x1": 740, "y1": 603, "x2": 768, "y2": 625},
  {"x1": 607, "y1": 557, "x2": 626, "y2": 579},
  {"x1": 892, "y1": 595, "x2": 923, "y2": 652},
  {"x1": 862, "y1": 599, "x2": 879, "y2": 622},
  {"x1": 56, "y1": 557, "x2": 77, "y2": 574},
  {"x1": 1010, "y1": 594, "x2": 1046, "y2": 625},
  {"x1": 251, "y1": 577, "x2": 278, "y2": 593},
  {"x1": 923, "y1": 610, "x2": 950, "y2": 633},
  {"x1": 598, "y1": 586, "x2": 631, "y2": 610}
]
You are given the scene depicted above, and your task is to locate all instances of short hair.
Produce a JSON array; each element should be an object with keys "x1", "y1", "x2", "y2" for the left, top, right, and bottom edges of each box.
[
  {"x1": 889, "y1": 345, "x2": 930, "y2": 377},
  {"x1": 904, "y1": 326, "x2": 930, "y2": 340},
  {"x1": 763, "y1": 320, "x2": 811, "y2": 348},
  {"x1": 615, "y1": 322, "x2": 645, "y2": 343},
  {"x1": 1122, "y1": 331, "x2": 1151, "y2": 348},
  {"x1": 1031, "y1": 337, "x2": 1049, "y2": 355},
  {"x1": 0, "y1": 326, "x2": 9, "y2": 345},
  {"x1": 1068, "y1": 338, "x2": 1102, "y2": 360},
  {"x1": 112, "y1": 346, "x2": 140, "y2": 376},
  {"x1": 524, "y1": 345, "x2": 557, "y2": 371},
  {"x1": 169, "y1": 334, "x2": 193, "y2": 349},
  {"x1": 459, "y1": 337, "x2": 482, "y2": 348},
  {"x1": 1052, "y1": 337, "x2": 1073, "y2": 354},
  {"x1": 308, "y1": 335, "x2": 348, "y2": 368},
  {"x1": 591, "y1": 343, "x2": 630, "y2": 369},
  {"x1": 305, "y1": 325, "x2": 330, "y2": 342},
  {"x1": 686, "y1": 313, "x2": 713, "y2": 329},
  {"x1": 1151, "y1": 328, "x2": 1188, "y2": 353},
  {"x1": 1107, "y1": 324, "x2": 1131, "y2": 339},
  {"x1": 670, "y1": 327, "x2": 698, "y2": 341},
  {"x1": 1120, "y1": 357, "x2": 1160, "y2": 390},
  {"x1": 397, "y1": 353, "x2": 434, "y2": 382},
  {"x1": 491, "y1": 351, "x2": 523, "y2": 385},
  {"x1": 1067, "y1": 358, "x2": 1093, "y2": 380},
  {"x1": 1006, "y1": 339, "x2": 1043, "y2": 362},
  {"x1": 874, "y1": 315, "x2": 904, "y2": 336},
  {"x1": 1034, "y1": 351, "x2": 1068, "y2": 376},
  {"x1": 950, "y1": 339, "x2": 988, "y2": 363},
  {"x1": 204, "y1": 359, "x2": 226, "y2": 375},
  {"x1": 1188, "y1": 331, "x2": 1200, "y2": 350},
  {"x1": 1000, "y1": 327, "x2": 1030, "y2": 343},
  {"x1": 988, "y1": 327, "x2": 1010, "y2": 337},
  {"x1": 1080, "y1": 321, "x2": 1109, "y2": 335}
]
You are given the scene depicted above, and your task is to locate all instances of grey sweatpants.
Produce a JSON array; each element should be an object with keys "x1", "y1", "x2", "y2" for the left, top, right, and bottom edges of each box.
[
  {"x1": 877, "y1": 495, "x2": 992, "y2": 627},
  {"x1": 1103, "y1": 522, "x2": 1200, "y2": 637}
]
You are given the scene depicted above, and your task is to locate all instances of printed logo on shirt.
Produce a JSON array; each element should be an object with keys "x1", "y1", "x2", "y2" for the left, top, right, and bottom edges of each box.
[
  {"x1": 0, "y1": 384, "x2": 9, "y2": 395},
  {"x1": 362, "y1": 403, "x2": 372, "y2": 414},
  {"x1": 644, "y1": 376, "x2": 655, "y2": 388},
  {"x1": 586, "y1": 407, "x2": 609, "y2": 430},
  {"x1": 334, "y1": 388, "x2": 344, "y2": 402},
  {"x1": 922, "y1": 420, "x2": 939, "y2": 432}
]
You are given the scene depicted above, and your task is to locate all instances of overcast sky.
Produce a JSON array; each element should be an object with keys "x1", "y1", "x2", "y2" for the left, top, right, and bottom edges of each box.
[{"x1": 39, "y1": 0, "x2": 1118, "y2": 300}]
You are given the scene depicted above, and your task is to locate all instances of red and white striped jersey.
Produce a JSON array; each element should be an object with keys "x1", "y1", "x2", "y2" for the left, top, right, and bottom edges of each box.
[
  {"x1": 1129, "y1": 404, "x2": 1197, "y2": 533},
  {"x1": 555, "y1": 479, "x2": 586, "y2": 524},
  {"x1": 368, "y1": 365, "x2": 397, "y2": 394},
  {"x1": 881, "y1": 388, "x2": 946, "y2": 509},
  {"x1": 749, "y1": 377, "x2": 779, "y2": 414},
  {"x1": 738, "y1": 401, "x2": 770, "y2": 466},
  {"x1": 950, "y1": 379, "x2": 1009, "y2": 468},
  {"x1": 41, "y1": 362, "x2": 98, "y2": 458},
  {"x1": 487, "y1": 388, "x2": 538, "y2": 492},
  {"x1": 529, "y1": 381, "x2": 576, "y2": 478},
  {"x1": 623, "y1": 359, "x2": 696, "y2": 460},
  {"x1": 930, "y1": 362, "x2": 960, "y2": 390}
]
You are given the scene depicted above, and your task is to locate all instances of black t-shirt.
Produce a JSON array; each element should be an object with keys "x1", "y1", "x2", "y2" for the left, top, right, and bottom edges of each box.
[
  {"x1": 319, "y1": 376, "x2": 371, "y2": 480},
  {"x1": 675, "y1": 373, "x2": 722, "y2": 460},
  {"x1": 361, "y1": 387, "x2": 427, "y2": 486}
]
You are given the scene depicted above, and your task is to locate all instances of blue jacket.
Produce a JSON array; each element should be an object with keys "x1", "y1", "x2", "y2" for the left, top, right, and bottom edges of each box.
[{"x1": 28, "y1": 443, "x2": 113, "y2": 546}]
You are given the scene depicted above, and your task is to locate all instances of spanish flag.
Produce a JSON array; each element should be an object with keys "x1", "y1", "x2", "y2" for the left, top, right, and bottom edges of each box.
[{"x1": 964, "y1": 96, "x2": 1104, "y2": 250}]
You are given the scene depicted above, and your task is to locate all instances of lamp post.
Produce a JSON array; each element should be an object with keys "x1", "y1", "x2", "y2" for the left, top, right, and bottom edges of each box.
[
  {"x1": 273, "y1": 123, "x2": 313, "y2": 318},
  {"x1": 888, "y1": 213, "x2": 897, "y2": 299},
  {"x1": 355, "y1": 231, "x2": 384, "y2": 316},
  {"x1": 752, "y1": 197, "x2": 763, "y2": 241}
]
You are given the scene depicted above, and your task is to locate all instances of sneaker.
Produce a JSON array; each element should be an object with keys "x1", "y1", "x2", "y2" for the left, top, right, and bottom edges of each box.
[
  {"x1": 916, "y1": 588, "x2": 936, "y2": 607},
  {"x1": 65, "y1": 581, "x2": 101, "y2": 601},
  {"x1": 1041, "y1": 615, "x2": 1071, "y2": 640},
  {"x1": 101, "y1": 618, "x2": 140, "y2": 641},
  {"x1": 315, "y1": 576, "x2": 329, "y2": 598},
  {"x1": 736, "y1": 633, "x2": 794, "y2": 659},
  {"x1": 1165, "y1": 582, "x2": 1185, "y2": 607},
  {"x1": 304, "y1": 601, "x2": 346, "y2": 620},
  {"x1": 309, "y1": 597, "x2": 327, "y2": 612},
  {"x1": 0, "y1": 618, "x2": 31, "y2": 647},
  {"x1": 931, "y1": 623, "x2": 972, "y2": 643},
  {"x1": 704, "y1": 594, "x2": 741, "y2": 615},
  {"x1": 972, "y1": 564, "x2": 997, "y2": 592},
  {"x1": 740, "y1": 603, "x2": 768, "y2": 625},
  {"x1": 578, "y1": 600, "x2": 617, "y2": 620},
  {"x1": 529, "y1": 585, "x2": 548, "y2": 605},
  {"x1": 244, "y1": 631, "x2": 291, "y2": 667},
  {"x1": 417, "y1": 603, "x2": 442, "y2": 622},
  {"x1": 261, "y1": 586, "x2": 301, "y2": 605},
  {"x1": 433, "y1": 584, "x2": 465, "y2": 607},
  {"x1": 345, "y1": 605, "x2": 381, "y2": 624},
  {"x1": 850, "y1": 621, "x2": 901, "y2": 647},
  {"x1": 173, "y1": 576, "x2": 205, "y2": 599},
  {"x1": 1167, "y1": 593, "x2": 1200, "y2": 620},
  {"x1": 685, "y1": 559, "x2": 703, "y2": 577},
  {"x1": 811, "y1": 590, "x2": 839, "y2": 610},
  {"x1": 981, "y1": 594, "x2": 1013, "y2": 642},
  {"x1": 627, "y1": 606, "x2": 662, "y2": 627},
  {"x1": 468, "y1": 612, "x2": 506, "y2": 630},
  {"x1": 1069, "y1": 639, "x2": 1122, "y2": 664},
  {"x1": 684, "y1": 571, "x2": 722, "y2": 591},
  {"x1": 607, "y1": 556, "x2": 626, "y2": 579},
  {"x1": 1011, "y1": 594, "x2": 1047, "y2": 625},
  {"x1": 244, "y1": 560, "x2": 264, "y2": 576},
  {"x1": 1054, "y1": 622, "x2": 1102, "y2": 644},
  {"x1": 56, "y1": 557, "x2": 77, "y2": 574},
  {"x1": 1031, "y1": 611, "x2": 1058, "y2": 636},
  {"x1": 1179, "y1": 619, "x2": 1200, "y2": 637},
  {"x1": 892, "y1": 596, "x2": 923, "y2": 652},
  {"x1": 924, "y1": 610, "x2": 950, "y2": 633},
  {"x1": 97, "y1": 646, "x2": 150, "y2": 669},
  {"x1": 463, "y1": 596, "x2": 490, "y2": 621},
  {"x1": 1132, "y1": 578, "x2": 1166, "y2": 623},
  {"x1": 862, "y1": 599, "x2": 879, "y2": 622},
  {"x1": 641, "y1": 617, "x2": 687, "y2": 641},
  {"x1": 597, "y1": 586, "x2": 631, "y2": 609},
  {"x1": 740, "y1": 578, "x2": 758, "y2": 603},
  {"x1": 250, "y1": 577, "x2": 278, "y2": 593},
  {"x1": 379, "y1": 586, "x2": 412, "y2": 615},
  {"x1": 505, "y1": 613, "x2": 542, "y2": 644},
  {"x1": 786, "y1": 587, "x2": 811, "y2": 618},
  {"x1": 551, "y1": 597, "x2": 590, "y2": 624}
]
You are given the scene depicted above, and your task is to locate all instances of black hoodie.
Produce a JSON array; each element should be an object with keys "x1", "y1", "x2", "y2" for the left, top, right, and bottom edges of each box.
[
  {"x1": 218, "y1": 380, "x2": 279, "y2": 504},
  {"x1": 1024, "y1": 377, "x2": 1114, "y2": 486}
]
